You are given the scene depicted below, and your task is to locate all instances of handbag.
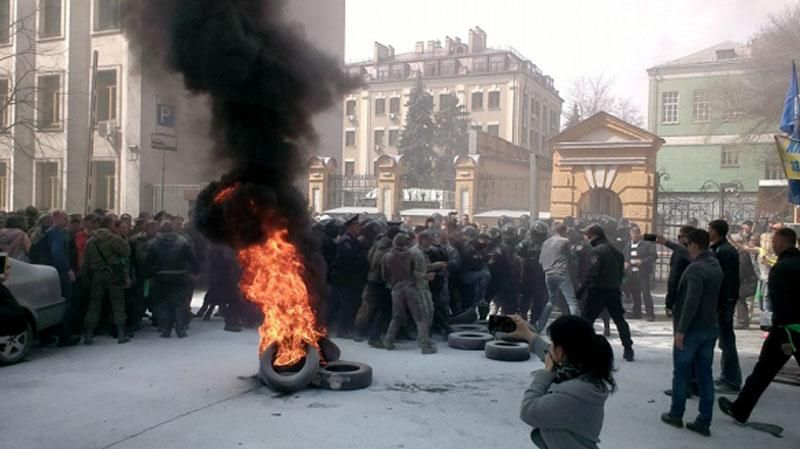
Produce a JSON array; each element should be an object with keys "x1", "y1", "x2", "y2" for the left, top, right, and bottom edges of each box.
[{"x1": 93, "y1": 241, "x2": 127, "y2": 285}]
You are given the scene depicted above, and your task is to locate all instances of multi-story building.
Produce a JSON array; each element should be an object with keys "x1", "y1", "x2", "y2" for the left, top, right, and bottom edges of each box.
[
  {"x1": 342, "y1": 27, "x2": 562, "y2": 176},
  {"x1": 647, "y1": 41, "x2": 783, "y2": 225},
  {"x1": 0, "y1": 0, "x2": 344, "y2": 216}
]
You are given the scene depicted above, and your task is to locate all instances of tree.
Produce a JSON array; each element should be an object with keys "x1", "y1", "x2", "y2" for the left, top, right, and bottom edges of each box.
[
  {"x1": 718, "y1": 3, "x2": 800, "y2": 135},
  {"x1": 433, "y1": 92, "x2": 469, "y2": 189},
  {"x1": 563, "y1": 74, "x2": 644, "y2": 128},
  {"x1": 398, "y1": 76, "x2": 436, "y2": 188}
]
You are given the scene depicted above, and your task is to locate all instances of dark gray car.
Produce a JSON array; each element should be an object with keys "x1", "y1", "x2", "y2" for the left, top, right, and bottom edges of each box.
[{"x1": 0, "y1": 259, "x2": 66, "y2": 365}]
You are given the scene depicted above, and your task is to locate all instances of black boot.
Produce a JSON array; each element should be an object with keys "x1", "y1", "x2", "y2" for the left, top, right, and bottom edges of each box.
[{"x1": 117, "y1": 326, "x2": 130, "y2": 344}]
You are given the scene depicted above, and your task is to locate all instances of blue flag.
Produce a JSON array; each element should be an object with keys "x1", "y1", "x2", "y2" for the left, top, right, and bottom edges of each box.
[
  {"x1": 780, "y1": 61, "x2": 799, "y2": 137},
  {"x1": 780, "y1": 61, "x2": 800, "y2": 204}
]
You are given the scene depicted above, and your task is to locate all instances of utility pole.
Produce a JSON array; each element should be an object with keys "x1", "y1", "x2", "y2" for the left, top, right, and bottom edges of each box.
[{"x1": 84, "y1": 51, "x2": 99, "y2": 214}]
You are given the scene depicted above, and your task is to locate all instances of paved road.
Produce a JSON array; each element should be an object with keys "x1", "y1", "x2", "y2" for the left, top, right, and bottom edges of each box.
[{"x1": 1, "y1": 302, "x2": 798, "y2": 449}]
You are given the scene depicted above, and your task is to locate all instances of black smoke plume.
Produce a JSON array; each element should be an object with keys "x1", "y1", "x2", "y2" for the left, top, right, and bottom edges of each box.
[{"x1": 125, "y1": 0, "x2": 358, "y2": 316}]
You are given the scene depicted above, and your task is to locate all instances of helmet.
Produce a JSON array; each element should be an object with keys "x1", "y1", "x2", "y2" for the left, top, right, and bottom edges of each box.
[
  {"x1": 462, "y1": 225, "x2": 479, "y2": 240},
  {"x1": 530, "y1": 220, "x2": 550, "y2": 237},
  {"x1": 487, "y1": 227, "x2": 502, "y2": 243},
  {"x1": 502, "y1": 224, "x2": 517, "y2": 241}
]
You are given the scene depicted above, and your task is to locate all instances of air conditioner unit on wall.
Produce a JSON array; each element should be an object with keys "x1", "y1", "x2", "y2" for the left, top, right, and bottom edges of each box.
[
  {"x1": 347, "y1": 114, "x2": 356, "y2": 122},
  {"x1": 374, "y1": 145, "x2": 384, "y2": 153},
  {"x1": 97, "y1": 120, "x2": 117, "y2": 138},
  {"x1": 389, "y1": 113, "x2": 397, "y2": 120}
]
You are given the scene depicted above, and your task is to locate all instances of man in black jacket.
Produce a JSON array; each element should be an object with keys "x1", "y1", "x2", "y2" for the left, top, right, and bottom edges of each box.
[
  {"x1": 577, "y1": 224, "x2": 634, "y2": 362},
  {"x1": 719, "y1": 227, "x2": 800, "y2": 424},
  {"x1": 708, "y1": 220, "x2": 742, "y2": 393},
  {"x1": 657, "y1": 226, "x2": 695, "y2": 316},
  {"x1": 332, "y1": 215, "x2": 368, "y2": 339}
]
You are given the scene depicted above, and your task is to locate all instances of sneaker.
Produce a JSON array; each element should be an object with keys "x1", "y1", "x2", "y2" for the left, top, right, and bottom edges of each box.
[
  {"x1": 686, "y1": 421, "x2": 710, "y2": 437},
  {"x1": 660, "y1": 413, "x2": 683, "y2": 428},
  {"x1": 718, "y1": 397, "x2": 747, "y2": 425},
  {"x1": 368, "y1": 338, "x2": 385, "y2": 349},
  {"x1": 176, "y1": 330, "x2": 187, "y2": 339},
  {"x1": 623, "y1": 347, "x2": 634, "y2": 362}
]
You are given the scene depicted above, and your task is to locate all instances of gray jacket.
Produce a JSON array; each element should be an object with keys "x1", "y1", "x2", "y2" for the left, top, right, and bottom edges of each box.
[
  {"x1": 521, "y1": 336, "x2": 608, "y2": 449},
  {"x1": 540, "y1": 235, "x2": 572, "y2": 276},
  {"x1": 672, "y1": 250, "x2": 723, "y2": 335}
]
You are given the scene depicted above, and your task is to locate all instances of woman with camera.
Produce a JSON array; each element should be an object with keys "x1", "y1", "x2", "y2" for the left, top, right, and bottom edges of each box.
[{"x1": 509, "y1": 315, "x2": 615, "y2": 449}]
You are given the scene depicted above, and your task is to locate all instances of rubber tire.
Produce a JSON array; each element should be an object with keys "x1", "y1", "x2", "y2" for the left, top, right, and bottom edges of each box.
[
  {"x1": 449, "y1": 307, "x2": 478, "y2": 325},
  {"x1": 0, "y1": 322, "x2": 33, "y2": 366},
  {"x1": 259, "y1": 343, "x2": 320, "y2": 392},
  {"x1": 484, "y1": 340, "x2": 531, "y2": 361},
  {"x1": 447, "y1": 331, "x2": 494, "y2": 350},
  {"x1": 319, "y1": 337, "x2": 341, "y2": 362},
  {"x1": 451, "y1": 324, "x2": 489, "y2": 333},
  {"x1": 312, "y1": 361, "x2": 373, "y2": 391}
]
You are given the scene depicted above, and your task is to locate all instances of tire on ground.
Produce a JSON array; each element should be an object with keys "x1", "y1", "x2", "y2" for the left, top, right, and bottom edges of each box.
[
  {"x1": 312, "y1": 361, "x2": 373, "y2": 391},
  {"x1": 447, "y1": 331, "x2": 494, "y2": 350},
  {"x1": 259, "y1": 343, "x2": 320, "y2": 392},
  {"x1": 449, "y1": 307, "x2": 478, "y2": 325},
  {"x1": 451, "y1": 324, "x2": 489, "y2": 333},
  {"x1": 0, "y1": 322, "x2": 33, "y2": 366},
  {"x1": 484, "y1": 340, "x2": 530, "y2": 361}
]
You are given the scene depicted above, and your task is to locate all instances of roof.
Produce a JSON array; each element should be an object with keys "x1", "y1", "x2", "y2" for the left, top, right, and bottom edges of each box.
[
  {"x1": 320, "y1": 207, "x2": 380, "y2": 216},
  {"x1": 648, "y1": 41, "x2": 749, "y2": 72},
  {"x1": 473, "y1": 209, "x2": 551, "y2": 219},
  {"x1": 550, "y1": 111, "x2": 665, "y2": 145}
]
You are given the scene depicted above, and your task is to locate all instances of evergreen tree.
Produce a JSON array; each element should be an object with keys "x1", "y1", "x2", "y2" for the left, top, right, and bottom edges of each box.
[
  {"x1": 433, "y1": 93, "x2": 470, "y2": 189},
  {"x1": 564, "y1": 102, "x2": 582, "y2": 129},
  {"x1": 398, "y1": 76, "x2": 436, "y2": 188}
]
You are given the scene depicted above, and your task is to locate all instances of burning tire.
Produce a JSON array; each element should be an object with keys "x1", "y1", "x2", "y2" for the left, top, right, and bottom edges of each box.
[
  {"x1": 312, "y1": 361, "x2": 372, "y2": 391},
  {"x1": 484, "y1": 340, "x2": 530, "y2": 362},
  {"x1": 451, "y1": 324, "x2": 489, "y2": 333},
  {"x1": 447, "y1": 331, "x2": 493, "y2": 350},
  {"x1": 259, "y1": 343, "x2": 320, "y2": 392}
]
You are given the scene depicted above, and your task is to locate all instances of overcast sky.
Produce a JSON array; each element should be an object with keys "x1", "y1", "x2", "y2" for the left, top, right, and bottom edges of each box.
[{"x1": 345, "y1": 0, "x2": 790, "y2": 121}]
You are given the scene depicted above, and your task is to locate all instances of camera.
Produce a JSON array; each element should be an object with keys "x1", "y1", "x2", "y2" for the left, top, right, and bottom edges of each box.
[{"x1": 488, "y1": 315, "x2": 517, "y2": 333}]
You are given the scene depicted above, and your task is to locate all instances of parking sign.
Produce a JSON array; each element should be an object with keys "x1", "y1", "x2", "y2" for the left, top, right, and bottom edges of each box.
[{"x1": 156, "y1": 96, "x2": 176, "y2": 136}]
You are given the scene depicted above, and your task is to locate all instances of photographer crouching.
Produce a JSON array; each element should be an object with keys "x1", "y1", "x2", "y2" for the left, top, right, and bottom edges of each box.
[{"x1": 508, "y1": 314, "x2": 616, "y2": 449}]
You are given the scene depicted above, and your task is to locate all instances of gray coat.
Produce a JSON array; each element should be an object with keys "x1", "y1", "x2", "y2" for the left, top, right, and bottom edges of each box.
[
  {"x1": 672, "y1": 250, "x2": 723, "y2": 335},
  {"x1": 521, "y1": 336, "x2": 608, "y2": 449}
]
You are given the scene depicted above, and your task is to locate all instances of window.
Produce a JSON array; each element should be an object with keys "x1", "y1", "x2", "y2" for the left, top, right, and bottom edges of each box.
[
  {"x1": 0, "y1": 78, "x2": 9, "y2": 128},
  {"x1": 39, "y1": 0, "x2": 62, "y2": 39},
  {"x1": 490, "y1": 55, "x2": 508, "y2": 72},
  {"x1": 439, "y1": 94, "x2": 453, "y2": 111},
  {"x1": 471, "y1": 92, "x2": 483, "y2": 111},
  {"x1": 35, "y1": 161, "x2": 60, "y2": 210},
  {"x1": 530, "y1": 98, "x2": 536, "y2": 116},
  {"x1": 345, "y1": 100, "x2": 356, "y2": 116},
  {"x1": 388, "y1": 129, "x2": 399, "y2": 147},
  {"x1": 375, "y1": 98, "x2": 386, "y2": 115},
  {"x1": 721, "y1": 146, "x2": 740, "y2": 168},
  {"x1": 534, "y1": 131, "x2": 540, "y2": 150},
  {"x1": 533, "y1": 99, "x2": 541, "y2": 117},
  {"x1": 440, "y1": 59, "x2": 458, "y2": 76},
  {"x1": 488, "y1": 91, "x2": 501, "y2": 109},
  {"x1": 376, "y1": 66, "x2": 389, "y2": 81},
  {"x1": 424, "y1": 61, "x2": 438, "y2": 77},
  {"x1": 487, "y1": 124, "x2": 499, "y2": 136},
  {"x1": 96, "y1": 70, "x2": 117, "y2": 121},
  {"x1": 0, "y1": 161, "x2": 7, "y2": 211},
  {"x1": 390, "y1": 64, "x2": 406, "y2": 80},
  {"x1": 530, "y1": 130, "x2": 536, "y2": 149},
  {"x1": 92, "y1": 161, "x2": 115, "y2": 211},
  {"x1": 0, "y1": 0, "x2": 10, "y2": 44},
  {"x1": 344, "y1": 161, "x2": 355, "y2": 177},
  {"x1": 389, "y1": 97, "x2": 400, "y2": 114},
  {"x1": 345, "y1": 130, "x2": 355, "y2": 147},
  {"x1": 37, "y1": 74, "x2": 61, "y2": 129},
  {"x1": 473, "y1": 57, "x2": 488, "y2": 73},
  {"x1": 765, "y1": 162, "x2": 784, "y2": 180},
  {"x1": 692, "y1": 90, "x2": 710, "y2": 122},
  {"x1": 94, "y1": 0, "x2": 122, "y2": 32},
  {"x1": 662, "y1": 91, "x2": 679, "y2": 124},
  {"x1": 550, "y1": 110, "x2": 559, "y2": 131},
  {"x1": 374, "y1": 129, "x2": 385, "y2": 147}
]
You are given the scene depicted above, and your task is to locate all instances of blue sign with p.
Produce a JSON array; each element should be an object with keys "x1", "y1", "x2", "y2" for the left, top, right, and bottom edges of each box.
[{"x1": 157, "y1": 102, "x2": 175, "y2": 128}]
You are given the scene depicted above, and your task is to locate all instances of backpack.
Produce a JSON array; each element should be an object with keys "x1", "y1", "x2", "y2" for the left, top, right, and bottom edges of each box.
[{"x1": 29, "y1": 232, "x2": 51, "y2": 265}]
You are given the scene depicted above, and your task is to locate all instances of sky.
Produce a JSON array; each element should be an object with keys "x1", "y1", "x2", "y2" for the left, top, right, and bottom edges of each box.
[{"x1": 345, "y1": 0, "x2": 791, "y2": 121}]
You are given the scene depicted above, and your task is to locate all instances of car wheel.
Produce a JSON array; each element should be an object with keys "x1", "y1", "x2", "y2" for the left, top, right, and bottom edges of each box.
[
  {"x1": 259, "y1": 343, "x2": 320, "y2": 392},
  {"x1": 447, "y1": 331, "x2": 493, "y2": 350},
  {"x1": 0, "y1": 322, "x2": 33, "y2": 366},
  {"x1": 484, "y1": 340, "x2": 530, "y2": 361},
  {"x1": 451, "y1": 324, "x2": 489, "y2": 333},
  {"x1": 312, "y1": 361, "x2": 372, "y2": 391}
]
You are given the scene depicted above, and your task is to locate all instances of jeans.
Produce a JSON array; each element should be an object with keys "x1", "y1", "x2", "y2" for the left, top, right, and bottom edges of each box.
[
  {"x1": 536, "y1": 273, "x2": 578, "y2": 331},
  {"x1": 670, "y1": 328, "x2": 718, "y2": 426},
  {"x1": 718, "y1": 300, "x2": 742, "y2": 389},
  {"x1": 459, "y1": 269, "x2": 490, "y2": 309}
]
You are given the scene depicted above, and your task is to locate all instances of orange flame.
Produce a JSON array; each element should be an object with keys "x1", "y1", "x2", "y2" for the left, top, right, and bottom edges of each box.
[
  {"x1": 214, "y1": 184, "x2": 239, "y2": 204},
  {"x1": 237, "y1": 228, "x2": 325, "y2": 367}
]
